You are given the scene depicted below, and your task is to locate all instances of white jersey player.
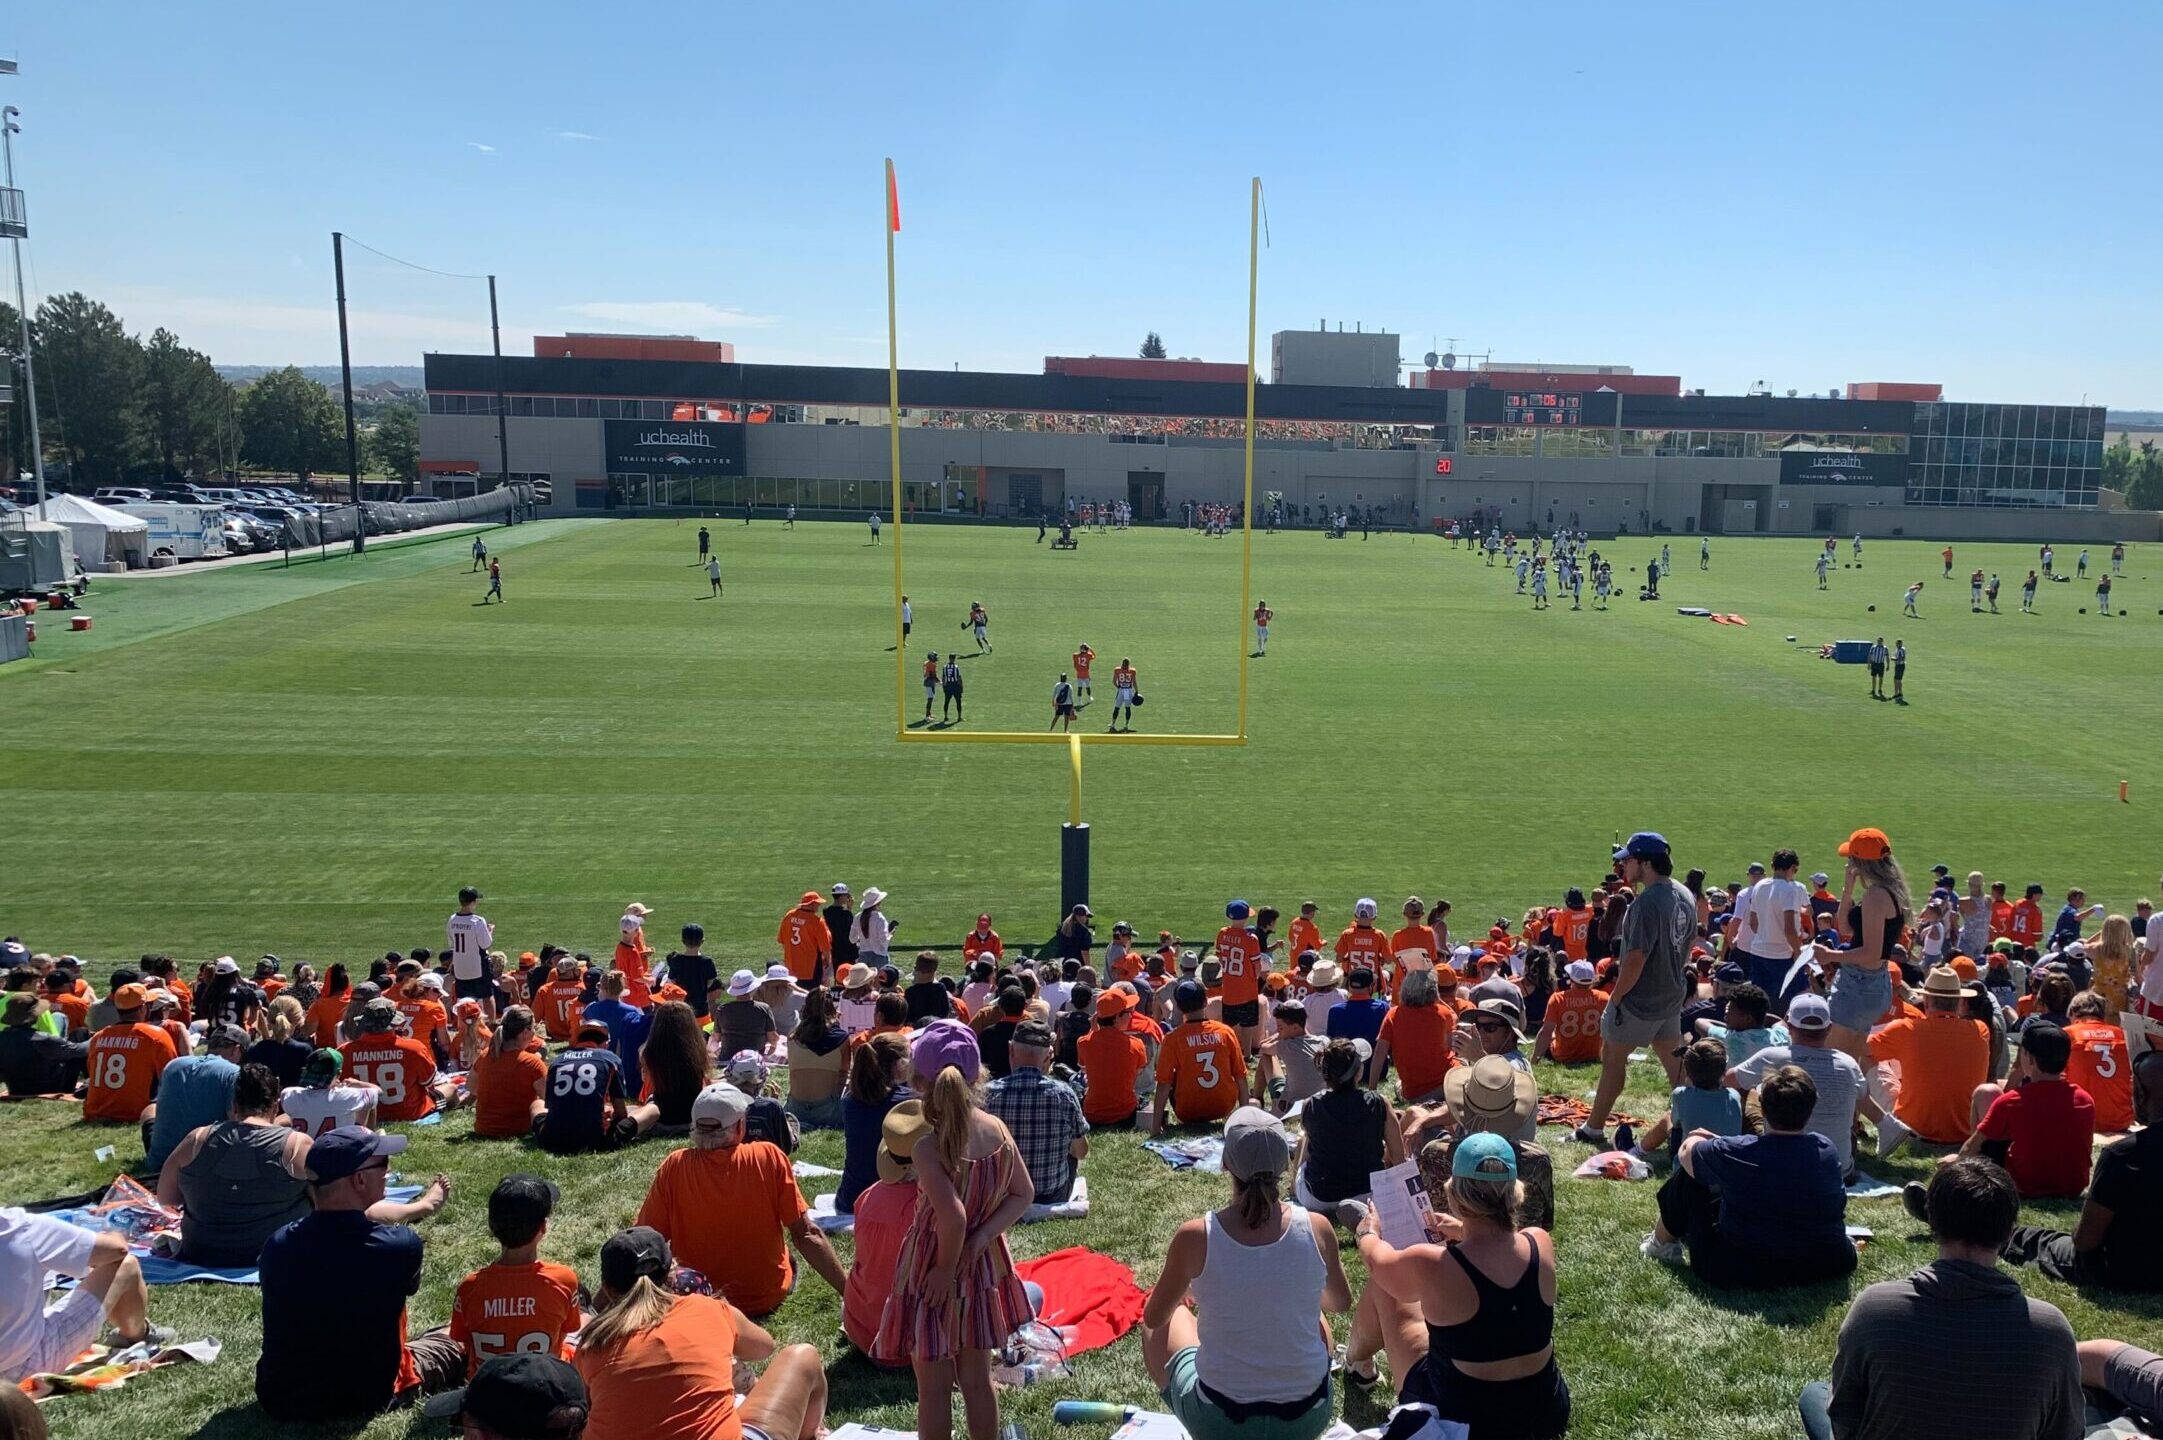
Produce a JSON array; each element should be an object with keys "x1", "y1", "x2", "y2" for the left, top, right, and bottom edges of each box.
[{"x1": 446, "y1": 887, "x2": 496, "y2": 1014}]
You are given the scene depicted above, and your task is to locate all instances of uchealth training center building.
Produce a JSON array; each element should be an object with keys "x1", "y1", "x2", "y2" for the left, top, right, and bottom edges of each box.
[{"x1": 419, "y1": 329, "x2": 2154, "y2": 541}]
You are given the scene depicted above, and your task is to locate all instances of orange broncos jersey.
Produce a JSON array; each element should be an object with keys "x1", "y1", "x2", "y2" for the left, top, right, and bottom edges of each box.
[
  {"x1": 1072, "y1": 649, "x2": 1094, "y2": 679},
  {"x1": 1287, "y1": 916, "x2": 1323, "y2": 960},
  {"x1": 450, "y1": 1260, "x2": 584, "y2": 1375},
  {"x1": 1214, "y1": 925, "x2": 1263, "y2": 1007},
  {"x1": 1156, "y1": 1019, "x2": 1243, "y2": 1123},
  {"x1": 532, "y1": 980, "x2": 586, "y2": 1042},
  {"x1": 1543, "y1": 986, "x2": 1606, "y2": 1064},
  {"x1": 776, "y1": 908, "x2": 831, "y2": 982},
  {"x1": 1555, "y1": 908, "x2": 1594, "y2": 961},
  {"x1": 339, "y1": 1035, "x2": 440, "y2": 1121},
  {"x1": 1334, "y1": 925, "x2": 1393, "y2": 976},
  {"x1": 84, "y1": 1023, "x2": 178, "y2": 1121},
  {"x1": 2065, "y1": 1020, "x2": 2135, "y2": 1134}
]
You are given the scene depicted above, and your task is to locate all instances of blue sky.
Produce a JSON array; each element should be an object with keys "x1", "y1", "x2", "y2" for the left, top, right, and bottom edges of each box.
[{"x1": 6, "y1": 2, "x2": 2159, "y2": 405}]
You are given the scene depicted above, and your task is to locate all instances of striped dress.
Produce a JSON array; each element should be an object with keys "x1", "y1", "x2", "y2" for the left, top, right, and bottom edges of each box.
[{"x1": 875, "y1": 1141, "x2": 1033, "y2": 1360}]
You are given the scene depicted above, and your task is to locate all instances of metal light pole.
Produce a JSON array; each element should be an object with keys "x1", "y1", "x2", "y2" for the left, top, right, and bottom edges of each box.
[
  {"x1": 2, "y1": 100, "x2": 48, "y2": 521},
  {"x1": 331, "y1": 231, "x2": 363, "y2": 552},
  {"x1": 488, "y1": 275, "x2": 510, "y2": 507}
]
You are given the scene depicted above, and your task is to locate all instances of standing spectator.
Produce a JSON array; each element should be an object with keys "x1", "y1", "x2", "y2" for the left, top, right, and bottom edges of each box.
[
  {"x1": 1731, "y1": 848, "x2": 1810, "y2": 1009},
  {"x1": 1870, "y1": 966, "x2": 1991, "y2": 1154},
  {"x1": 2084, "y1": 913, "x2": 2137, "y2": 1015},
  {"x1": 0, "y1": 1206, "x2": 160, "y2": 1386},
  {"x1": 1642, "y1": 1066, "x2": 1857, "y2": 1288},
  {"x1": 2052, "y1": 888, "x2": 2105, "y2": 950},
  {"x1": 82, "y1": 982, "x2": 178, "y2": 1125},
  {"x1": 842, "y1": 1101, "x2": 929, "y2": 1367},
  {"x1": 1828, "y1": 829, "x2": 1911, "y2": 1076},
  {"x1": 777, "y1": 893, "x2": 832, "y2": 987},
  {"x1": 143, "y1": 1024, "x2": 247, "y2": 1173},
  {"x1": 1046, "y1": 903, "x2": 1097, "y2": 965},
  {"x1": 575, "y1": 1227, "x2": 827, "y2": 1440},
  {"x1": 446, "y1": 885, "x2": 497, "y2": 1018},
  {"x1": 1798, "y1": 1158, "x2": 2081, "y2": 1440},
  {"x1": 1726, "y1": 994, "x2": 1867, "y2": 1179},
  {"x1": 824, "y1": 885, "x2": 860, "y2": 982},
  {"x1": 983, "y1": 1021, "x2": 1088, "y2": 1204},
  {"x1": 1576, "y1": 832, "x2": 1692, "y2": 1147},
  {"x1": 2009, "y1": 883, "x2": 2047, "y2": 952},
  {"x1": 1141, "y1": 1108, "x2": 1349, "y2": 1440},
  {"x1": 851, "y1": 887, "x2": 895, "y2": 972},
  {"x1": 1077, "y1": 989, "x2": 1149, "y2": 1128},
  {"x1": 876, "y1": 1021, "x2": 1039, "y2": 1440},
  {"x1": 634, "y1": 1083, "x2": 845, "y2": 1318},
  {"x1": 256, "y1": 1127, "x2": 465, "y2": 1419},
  {"x1": 0, "y1": 993, "x2": 86, "y2": 1096},
  {"x1": 661, "y1": 924, "x2": 718, "y2": 1021},
  {"x1": 837, "y1": 1033, "x2": 913, "y2": 1214}
]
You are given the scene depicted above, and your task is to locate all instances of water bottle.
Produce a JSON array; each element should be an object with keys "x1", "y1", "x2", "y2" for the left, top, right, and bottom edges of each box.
[
  {"x1": 1052, "y1": 1402, "x2": 1136, "y2": 1426},
  {"x1": 1000, "y1": 1422, "x2": 1030, "y2": 1440}
]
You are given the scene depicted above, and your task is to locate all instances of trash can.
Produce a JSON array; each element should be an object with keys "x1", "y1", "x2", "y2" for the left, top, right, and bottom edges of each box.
[{"x1": 1830, "y1": 640, "x2": 1872, "y2": 664}]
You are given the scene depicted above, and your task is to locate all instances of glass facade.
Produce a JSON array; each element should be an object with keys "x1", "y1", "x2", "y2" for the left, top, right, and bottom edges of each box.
[{"x1": 1905, "y1": 403, "x2": 2104, "y2": 508}]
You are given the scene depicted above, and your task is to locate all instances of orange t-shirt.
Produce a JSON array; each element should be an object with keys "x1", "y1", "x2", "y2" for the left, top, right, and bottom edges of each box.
[
  {"x1": 963, "y1": 929, "x2": 1004, "y2": 964},
  {"x1": 46, "y1": 990, "x2": 89, "y2": 1033},
  {"x1": 1556, "y1": 908, "x2": 1594, "y2": 962},
  {"x1": 339, "y1": 1035, "x2": 440, "y2": 1122},
  {"x1": 1543, "y1": 986, "x2": 1606, "y2": 1064},
  {"x1": 1334, "y1": 925, "x2": 1393, "y2": 979},
  {"x1": 1869, "y1": 1014, "x2": 1990, "y2": 1144},
  {"x1": 635, "y1": 1142, "x2": 808, "y2": 1317},
  {"x1": 2008, "y1": 901, "x2": 2044, "y2": 947},
  {"x1": 1989, "y1": 900, "x2": 2014, "y2": 940},
  {"x1": 84, "y1": 1022, "x2": 178, "y2": 1121},
  {"x1": 451, "y1": 1260, "x2": 583, "y2": 1375},
  {"x1": 1077, "y1": 1025, "x2": 1148, "y2": 1124},
  {"x1": 163, "y1": 979, "x2": 193, "y2": 1025},
  {"x1": 532, "y1": 980, "x2": 586, "y2": 1042},
  {"x1": 261, "y1": 977, "x2": 288, "y2": 1002},
  {"x1": 776, "y1": 909, "x2": 831, "y2": 983},
  {"x1": 307, "y1": 992, "x2": 349, "y2": 1048},
  {"x1": 2065, "y1": 1021, "x2": 2135, "y2": 1134},
  {"x1": 576, "y1": 1294, "x2": 744, "y2": 1440},
  {"x1": 1156, "y1": 1019, "x2": 1244, "y2": 1123},
  {"x1": 615, "y1": 937, "x2": 654, "y2": 1007},
  {"x1": 1390, "y1": 924, "x2": 1439, "y2": 967},
  {"x1": 1107, "y1": 946, "x2": 1143, "y2": 983},
  {"x1": 395, "y1": 991, "x2": 450, "y2": 1055},
  {"x1": 469, "y1": 1045, "x2": 548, "y2": 1137},
  {"x1": 1378, "y1": 1002, "x2": 1457, "y2": 1100},
  {"x1": 1215, "y1": 925, "x2": 1263, "y2": 1008},
  {"x1": 1287, "y1": 916, "x2": 1323, "y2": 960}
]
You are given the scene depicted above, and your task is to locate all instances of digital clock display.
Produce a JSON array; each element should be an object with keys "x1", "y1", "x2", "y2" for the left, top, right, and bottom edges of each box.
[{"x1": 1503, "y1": 391, "x2": 1584, "y2": 426}]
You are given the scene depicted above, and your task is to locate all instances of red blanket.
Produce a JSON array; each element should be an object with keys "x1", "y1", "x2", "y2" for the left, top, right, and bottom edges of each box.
[{"x1": 1013, "y1": 1247, "x2": 1145, "y2": 1357}]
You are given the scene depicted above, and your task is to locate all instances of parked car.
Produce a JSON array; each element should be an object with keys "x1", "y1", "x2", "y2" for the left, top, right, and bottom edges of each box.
[{"x1": 92, "y1": 486, "x2": 155, "y2": 505}]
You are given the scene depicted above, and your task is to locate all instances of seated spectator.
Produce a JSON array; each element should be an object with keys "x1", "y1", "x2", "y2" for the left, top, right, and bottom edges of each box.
[
  {"x1": 1415, "y1": 1125, "x2": 1557, "y2": 1233},
  {"x1": 39, "y1": 972, "x2": 88, "y2": 1038},
  {"x1": 1870, "y1": 965, "x2": 1992, "y2": 1155},
  {"x1": 634, "y1": 1083, "x2": 845, "y2": 1318},
  {"x1": 1695, "y1": 982, "x2": 1789, "y2": 1064},
  {"x1": 143, "y1": 1024, "x2": 246, "y2": 1173},
  {"x1": 1431, "y1": 1051, "x2": 1540, "y2": 1150},
  {"x1": 758, "y1": 966, "x2": 805, "y2": 1036},
  {"x1": 638, "y1": 1001, "x2": 710, "y2": 1135},
  {"x1": 1343, "y1": 1133, "x2": 1568, "y2": 1437},
  {"x1": 2076, "y1": 1339, "x2": 2163, "y2": 1437},
  {"x1": 530, "y1": 957, "x2": 587, "y2": 1044},
  {"x1": 155, "y1": 1062, "x2": 312, "y2": 1267},
  {"x1": 1053, "y1": 982, "x2": 1094, "y2": 1068},
  {"x1": 535, "y1": 1020, "x2": 659, "y2": 1155},
  {"x1": 1644, "y1": 1065, "x2": 1856, "y2": 1289},
  {"x1": 1533, "y1": 959, "x2": 1608, "y2": 1065},
  {"x1": 341, "y1": 999, "x2": 461, "y2": 1123},
  {"x1": 1918, "y1": 1022, "x2": 2093, "y2": 1208},
  {"x1": 469, "y1": 1007, "x2": 548, "y2": 1139},
  {"x1": 2062, "y1": 989, "x2": 2135, "y2": 1134},
  {"x1": 722, "y1": 1050, "x2": 799, "y2": 1153},
  {"x1": 1153, "y1": 979, "x2": 1248, "y2": 1132},
  {"x1": 1373, "y1": 968, "x2": 1457, "y2": 1104},
  {"x1": 304, "y1": 965, "x2": 351, "y2": 1047},
  {"x1": 256, "y1": 1127, "x2": 465, "y2": 1419},
  {"x1": 977, "y1": 987, "x2": 1027, "y2": 1078},
  {"x1": 453, "y1": 1353, "x2": 589, "y2": 1440},
  {"x1": 449, "y1": 1175, "x2": 583, "y2": 1379},
  {"x1": 1295, "y1": 1039, "x2": 1403, "y2": 1223},
  {"x1": 1634, "y1": 1038, "x2": 1743, "y2": 1161},
  {"x1": 0, "y1": 993, "x2": 86, "y2": 1096},
  {"x1": 1726, "y1": 994, "x2": 1866, "y2": 1181},
  {"x1": 710, "y1": 971, "x2": 779, "y2": 1061},
  {"x1": 1142, "y1": 1107, "x2": 1350, "y2": 1440},
  {"x1": 1261, "y1": 998, "x2": 1327, "y2": 1115},
  {"x1": 904, "y1": 951, "x2": 958, "y2": 1026},
  {"x1": 82, "y1": 982, "x2": 178, "y2": 1126},
  {"x1": 390, "y1": 963, "x2": 453, "y2": 1071},
  {"x1": 246, "y1": 996, "x2": 315, "y2": 1089},
  {"x1": 984, "y1": 1021, "x2": 1088, "y2": 1204},
  {"x1": 574, "y1": 1227, "x2": 827, "y2": 1440},
  {"x1": 1078, "y1": 988, "x2": 1150, "y2": 1128},
  {"x1": 837, "y1": 1032, "x2": 912, "y2": 1213},
  {"x1": 1799, "y1": 1157, "x2": 2081, "y2": 1440},
  {"x1": 1300, "y1": 959, "x2": 1345, "y2": 1034},
  {"x1": 783, "y1": 987, "x2": 847, "y2": 1129},
  {"x1": 1324, "y1": 967, "x2": 1390, "y2": 1065},
  {"x1": 0, "y1": 1205, "x2": 161, "y2": 1385},
  {"x1": 1999, "y1": 1048, "x2": 2163, "y2": 1289},
  {"x1": 279, "y1": 1046, "x2": 380, "y2": 1137},
  {"x1": 840, "y1": 1100, "x2": 929, "y2": 1367},
  {"x1": 580, "y1": 972, "x2": 651, "y2": 1099}
]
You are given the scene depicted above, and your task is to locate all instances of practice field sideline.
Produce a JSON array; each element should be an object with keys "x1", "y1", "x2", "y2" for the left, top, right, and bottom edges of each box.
[{"x1": 0, "y1": 521, "x2": 2155, "y2": 965}]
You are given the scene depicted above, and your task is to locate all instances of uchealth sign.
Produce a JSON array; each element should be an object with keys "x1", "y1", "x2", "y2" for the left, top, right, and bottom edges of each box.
[
  {"x1": 1778, "y1": 450, "x2": 1908, "y2": 488},
  {"x1": 604, "y1": 418, "x2": 747, "y2": 474}
]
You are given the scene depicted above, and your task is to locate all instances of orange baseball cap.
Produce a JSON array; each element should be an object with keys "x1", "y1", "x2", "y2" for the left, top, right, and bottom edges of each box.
[
  {"x1": 1839, "y1": 827, "x2": 1892, "y2": 861},
  {"x1": 517, "y1": 951, "x2": 539, "y2": 969},
  {"x1": 1095, "y1": 988, "x2": 1135, "y2": 1017},
  {"x1": 1433, "y1": 964, "x2": 1461, "y2": 986},
  {"x1": 112, "y1": 983, "x2": 147, "y2": 1010},
  {"x1": 1950, "y1": 956, "x2": 1979, "y2": 982}
]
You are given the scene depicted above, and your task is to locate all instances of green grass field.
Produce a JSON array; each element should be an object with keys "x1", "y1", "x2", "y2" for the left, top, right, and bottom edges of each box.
[{"x1": 4, "y1": 519, "x2": 2163, "y2": 1439}]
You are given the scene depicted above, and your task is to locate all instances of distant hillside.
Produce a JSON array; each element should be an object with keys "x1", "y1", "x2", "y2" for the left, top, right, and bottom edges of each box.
[
  {"x1": 2107, "y1": 410, "x2": 2163, "y2": 428},
  {"x1": 217, "y1": 365, "x2": 425, "y2": 388}
]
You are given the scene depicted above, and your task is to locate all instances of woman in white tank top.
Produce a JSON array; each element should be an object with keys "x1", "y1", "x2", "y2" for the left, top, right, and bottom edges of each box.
[{"x1": 1140, "y1": 1106, "x2": 1351, "y2": 1440}]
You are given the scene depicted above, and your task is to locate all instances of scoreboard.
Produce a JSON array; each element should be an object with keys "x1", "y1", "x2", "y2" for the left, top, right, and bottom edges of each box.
[{"x1": 1503, "y1": 391, "x2": 1583, "y2": 426}]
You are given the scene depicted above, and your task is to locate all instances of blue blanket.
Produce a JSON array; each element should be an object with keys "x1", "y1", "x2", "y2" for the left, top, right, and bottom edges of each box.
[
  {"x1": 1142, "y1": 1138, "x2": 1223, "y2": 1174},
  {"x1": 49, "y1": 1186, "x2": 428, "y2": 1287}
]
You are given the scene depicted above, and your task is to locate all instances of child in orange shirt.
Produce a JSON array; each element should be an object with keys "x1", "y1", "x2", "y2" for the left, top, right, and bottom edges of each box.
[
  {"x1": 451, "y1": 1174, "x2": 584, "y2": 1375},
  {"x1": 615, "y1": 903, "x2": 655, "y2": 1007}
]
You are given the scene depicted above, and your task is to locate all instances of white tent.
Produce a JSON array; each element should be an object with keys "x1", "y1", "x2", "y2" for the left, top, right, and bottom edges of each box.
[{"x1": 40, "y1": 493, "x2": 150, "y2": 572}]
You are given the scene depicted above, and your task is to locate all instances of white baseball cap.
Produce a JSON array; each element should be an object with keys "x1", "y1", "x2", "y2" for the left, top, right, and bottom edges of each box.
[
  {"x1": 417, "y1": 973, "x2": 445, "y2": 991},
  {"x1": 1354, "y1": 897, "x2": 1378, "y2": 921},
  {"x1": 1565, "y1": 960, "x2": 1596, "y2": 984},
  {"x1": 213, "y1": 956, "x2": 240, "y2": 975}
]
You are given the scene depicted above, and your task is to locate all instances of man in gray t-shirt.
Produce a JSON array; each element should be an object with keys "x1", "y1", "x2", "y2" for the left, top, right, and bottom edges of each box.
[
  {"x1": 1730, "y1": 995, "x2": 1866, "y2": 1178},
  {"x1": 1577, "y1": 831, "x2": 1692, "y2": 1147}
]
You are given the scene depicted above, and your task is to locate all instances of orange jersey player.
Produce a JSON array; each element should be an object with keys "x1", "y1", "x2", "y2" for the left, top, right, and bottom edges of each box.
[
  {"x1": 1072, "y1": 643, "x2": 1096, "y2": 699},
  {"x1": 1252, "y1": 600, "x2": 1273, "y2": 655}
]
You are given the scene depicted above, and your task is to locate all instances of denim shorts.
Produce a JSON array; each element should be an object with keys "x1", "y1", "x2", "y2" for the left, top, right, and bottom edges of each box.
[{"x1": 1828, "y1": 963, "x2": 1892, "y2": 1031}]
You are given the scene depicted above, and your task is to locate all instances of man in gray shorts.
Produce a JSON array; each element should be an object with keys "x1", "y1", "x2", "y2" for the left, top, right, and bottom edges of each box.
[{"x1": 1576, "y1": 831, "x2": 1692, "y2": 1147}]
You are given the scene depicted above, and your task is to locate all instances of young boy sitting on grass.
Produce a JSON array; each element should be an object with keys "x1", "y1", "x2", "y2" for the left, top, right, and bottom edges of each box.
[{"x1": 1635, "y1": 1037, "x2": 1743, "y2": 1163}]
